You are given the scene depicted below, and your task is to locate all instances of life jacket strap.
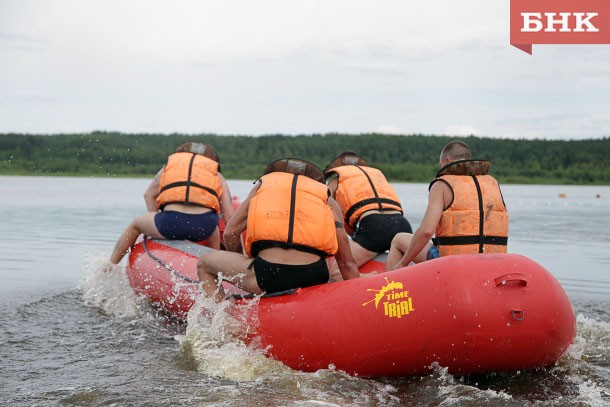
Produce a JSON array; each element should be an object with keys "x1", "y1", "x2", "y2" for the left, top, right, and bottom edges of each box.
[
  {"x1": 345, "y1": 197, "x2": 402, "y2": 228},
  {"x1": 433, "y1": 235, "x2": 508, "y2": 246},
  {"x1": 159, "y1": 181, "x2": 219, "y2": 198}
]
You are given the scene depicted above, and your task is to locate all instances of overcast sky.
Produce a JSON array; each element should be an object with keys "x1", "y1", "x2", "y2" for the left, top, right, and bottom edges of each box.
[{"x1": 1, "y1": 0, "x2": 609, "y2": 139}]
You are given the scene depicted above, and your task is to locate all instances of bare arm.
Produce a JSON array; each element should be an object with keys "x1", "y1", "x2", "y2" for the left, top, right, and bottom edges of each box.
[
  {"x1": 223, "y1": 183, "x2": 258, "y2": 254},
  {"x1": 217, "y1": 173, "x2": 235, "y2": 224},
  {"x1": 328, "y1": 197, "x2": 359, "y2": 280},
  {"x1": 394, "y1": 182, "x2": 447, "y2": 268},
  {"x1": 326, "y1": 176, "x2": 338, "y2": 197},
  {"x1": 326, "y1": 176, "x2": 354, "y2": 235},
  {"x1": 144, "y1": 168, "x2": 163, "y2": 212}
]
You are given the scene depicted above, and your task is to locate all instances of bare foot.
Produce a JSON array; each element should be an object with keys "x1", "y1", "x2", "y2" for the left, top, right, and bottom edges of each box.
[{"x1": 100, "y1": 261, "x2": 119, "y2": 273}]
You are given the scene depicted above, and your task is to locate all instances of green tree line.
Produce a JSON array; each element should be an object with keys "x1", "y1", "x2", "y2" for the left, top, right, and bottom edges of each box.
[{"x1": 1, "y1": 132, "x2": 609, "y2": 184}]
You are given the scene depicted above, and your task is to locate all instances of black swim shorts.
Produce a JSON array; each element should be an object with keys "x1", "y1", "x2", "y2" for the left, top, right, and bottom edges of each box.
[
  {"x1": 251, "y1": 256, "x2": 330, "y2": 293},
  {"x1": 352, "y1": 213, "x2": 413, "y2": 253},
  {"x1": 154, "y1": 210, "x2": 218, "y2": 242}
]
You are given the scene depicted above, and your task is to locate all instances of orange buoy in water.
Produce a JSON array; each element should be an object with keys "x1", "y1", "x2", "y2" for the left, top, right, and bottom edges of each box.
[{"x1": 559, "y1": 193, "x2": 567, "y2": 198}]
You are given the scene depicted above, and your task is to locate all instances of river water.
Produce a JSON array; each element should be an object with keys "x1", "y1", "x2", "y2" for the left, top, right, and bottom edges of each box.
[{"x1": 0, "y1": 176, "x2": 609, "y2": 406}]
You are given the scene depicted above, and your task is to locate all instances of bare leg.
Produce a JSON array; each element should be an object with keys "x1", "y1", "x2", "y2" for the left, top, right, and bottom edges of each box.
[
  {"x1": 205, "y1": 227, "x2": 221, "y2": 250},
  {"x1": 197, "y1": 258, "x2": 224, "y2": 302},
  {"x1": 197, "y1": 250, "x2": 260, "y2": 302},
  {"x1": 110, "y1": 212, "x2": 162, "y2": 264},
  {"x1": 412, "y1": 242, "x2": 433, "y2": 265},
  {"x1": 386, "y1": 232, "x2": 433, "y2": 271},
  {"x1": 330, "y1": 240, "x2": 378, "y2": 281},
  {"x1": 327, "y1": 257, "x2": 341, "y2": 282},
  {"x1": 349, "y1": 240, "x2": 378, "y2": 268},
  {"x1": 386, "y1": 233, "x2": 412, "y2": 271}
]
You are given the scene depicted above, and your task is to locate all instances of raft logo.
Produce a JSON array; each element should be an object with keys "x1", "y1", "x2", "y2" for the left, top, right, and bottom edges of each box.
[
  {"x1": 510, "y1": 0, "x2": 610, "y2": 54},
  {"x1": 362, "y1": 277, "x2": 414, "y2": 319}
]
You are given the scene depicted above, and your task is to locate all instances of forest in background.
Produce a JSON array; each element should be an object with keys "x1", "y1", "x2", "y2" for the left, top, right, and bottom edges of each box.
[{"x1": 1, "y1": 132, "x2": 609, "y2": 184}]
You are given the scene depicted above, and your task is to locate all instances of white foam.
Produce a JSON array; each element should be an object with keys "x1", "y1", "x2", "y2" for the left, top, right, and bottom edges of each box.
[
  {"x1": 566, "y1": 314, "x2": 610, "y2": 361},
  {"x1": 576, "y1": 380, "x2": 609, "y2": 407},
  {"x1": 79, "y1": 252, "x2": 144, "y2": 318},
  {"x1": 177, "y1": 294, "x2": 289, "y2": 381},
  {"x1": 422, "y1": 363, "x2": 513, "y2": 405},
  {"x1": 547, "y1": 314, "x2": 610, "y2": 406},
  {"x1": 176, "y1": 294, "x2": 401, "y2": 405}
]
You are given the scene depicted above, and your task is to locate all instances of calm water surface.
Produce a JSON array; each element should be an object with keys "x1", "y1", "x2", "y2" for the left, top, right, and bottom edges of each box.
[{"x1": 1, "y1": 176, "x2": 609, "y2": 406}]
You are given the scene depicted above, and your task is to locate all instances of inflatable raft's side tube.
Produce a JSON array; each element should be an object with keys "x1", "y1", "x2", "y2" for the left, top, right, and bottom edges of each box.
[
  {"x1": 243, "y1": 254, "x2": 575, "y2": 377},
  {"x1": 127, "y1": 239, "x2": 249, "y2": 318},
  {"x1": 127, "y1": 241, "x2": 575, "y2": 377}
]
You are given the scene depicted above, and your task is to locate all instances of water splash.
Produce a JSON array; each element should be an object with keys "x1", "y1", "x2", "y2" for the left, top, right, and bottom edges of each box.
[
  {"x1": 176, "y1": 294, "x2": 402, "y2": 405},
  {"x1": 576, "y1": 380, "x2": 609, "y2": 407},
  {"x1": 421, "y1": 363, "x2": 513, "y2": 405},
  {"x1": 79, "y1": 253, "x2": 144, "y2": 318},
  {"x1": 566, "y1": 314, "x2": 610, "y2": 363},
  {"x1": 555, "y1": 313, "x2": 610, "y2": 406},
  {"x1": 177, "y1": 294, "x2": 287, "y2": 381}
]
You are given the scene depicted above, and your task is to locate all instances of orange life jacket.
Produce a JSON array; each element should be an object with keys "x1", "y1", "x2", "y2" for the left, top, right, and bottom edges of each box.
[
  {"x1": 327, "y1": 165, "x2": 402, "y2": 229},
  {"x1": 245, "y1": 172, "x2": 338, "y2": 257},
  {"x1": 431, "y1": 160, "x2": 508, "y2": 256},
  {"x1": 156, "y1": 152, "x2": 222, "y2": 211}
]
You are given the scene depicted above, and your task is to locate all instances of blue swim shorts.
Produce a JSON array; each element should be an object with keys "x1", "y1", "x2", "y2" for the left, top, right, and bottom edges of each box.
[
  {"x1": 426, "y1": 245, "x2": 440, "y2": 260},
  {"x1": 154, "y1": 210, "x2": 218, "y2": 242}
]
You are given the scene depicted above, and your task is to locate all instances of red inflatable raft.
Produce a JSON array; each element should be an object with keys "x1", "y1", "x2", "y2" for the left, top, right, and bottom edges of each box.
[{"x1": 127, "y1": 238, "x2": 575, "y2": 377}]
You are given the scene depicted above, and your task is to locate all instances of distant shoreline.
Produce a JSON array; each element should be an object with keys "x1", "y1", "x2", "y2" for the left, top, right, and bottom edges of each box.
[
  {"x1": 1, "y1": 172, "x2": 608, "y2": 186},
  {"x1": 2, "y1": 132, "x2": 609, "y2": 185}
]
